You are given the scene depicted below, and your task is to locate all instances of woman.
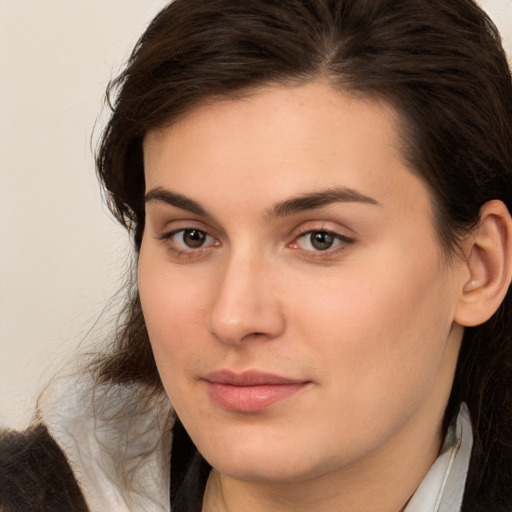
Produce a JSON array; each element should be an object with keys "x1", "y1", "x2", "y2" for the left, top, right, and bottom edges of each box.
[{"x1": 1, "y1": 0, "x2": 511, "y2": 510}]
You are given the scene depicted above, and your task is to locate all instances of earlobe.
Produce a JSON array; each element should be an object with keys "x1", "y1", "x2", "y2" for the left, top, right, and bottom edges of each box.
[{"x1": 455, "y1": 200, "x2": 512, "y2": 327}]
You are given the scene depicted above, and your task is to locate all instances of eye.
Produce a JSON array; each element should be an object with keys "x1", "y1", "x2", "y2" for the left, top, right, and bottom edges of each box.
[
  {"x1": 179, "y1": 229, "x2": 209, "y2": 248},
  {"x1": 294, "y1": 230, "x2": 352, "y2": 252},
  {"x1": 163, "y1": 228, "x2": 217, "y2": 251}
]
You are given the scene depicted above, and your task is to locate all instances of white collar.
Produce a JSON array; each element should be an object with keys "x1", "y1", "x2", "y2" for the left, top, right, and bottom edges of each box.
[
  {"x1": 40, "y1": 374, "x2": 472, "y2": 512},
  {"x1": 404, "y1": 403, "x2": 473, "y2": 512},
  {"x1": 41, "y1": 374, "x2": 174, "y2": 512}
]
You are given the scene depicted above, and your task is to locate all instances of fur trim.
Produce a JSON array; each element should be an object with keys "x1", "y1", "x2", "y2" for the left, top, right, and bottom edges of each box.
[{"x1": 0, "y1": 424, "x2": 88, "y2": 512}]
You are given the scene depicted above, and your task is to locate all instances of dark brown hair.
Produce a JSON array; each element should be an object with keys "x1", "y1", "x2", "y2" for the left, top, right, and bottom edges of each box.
[{"x1": 94, "y1": 0, "x2": 512, "y2": 509}]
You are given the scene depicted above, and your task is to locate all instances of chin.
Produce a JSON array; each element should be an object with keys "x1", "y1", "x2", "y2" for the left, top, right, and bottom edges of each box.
[
  {"x1": 212, "y1": 455, "x2": 318, "y2": 484},
  {"x1": 197, "y1": 429, "x2": 329, "y2": 483}
]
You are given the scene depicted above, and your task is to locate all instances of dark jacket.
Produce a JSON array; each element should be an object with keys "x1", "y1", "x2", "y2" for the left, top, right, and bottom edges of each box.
[{"x1": 0, "y1": 425, "x2": 87, "y2": 512}]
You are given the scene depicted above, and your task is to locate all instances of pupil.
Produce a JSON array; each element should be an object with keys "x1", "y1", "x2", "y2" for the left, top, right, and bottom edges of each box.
[
  {"x1": 311, "y1": 232, "x2": 334, "y2": 250},
  {"x1": 184, "y1": 229, "x2": 206, "y2": 248}
]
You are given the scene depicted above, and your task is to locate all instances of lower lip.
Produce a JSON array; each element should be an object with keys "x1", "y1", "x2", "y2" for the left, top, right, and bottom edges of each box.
[{"x1": 206, "y1": 382, "x2": 309, "y2": 413}]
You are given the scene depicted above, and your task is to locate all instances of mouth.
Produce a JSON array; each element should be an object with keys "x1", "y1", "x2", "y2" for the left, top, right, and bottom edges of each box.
[{"x1": 203, "y1": 370, "x2": 311, "y2": 413}]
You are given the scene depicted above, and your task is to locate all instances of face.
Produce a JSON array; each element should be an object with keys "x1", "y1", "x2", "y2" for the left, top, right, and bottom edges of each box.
[{"x1": 139, "y1": 82, "x2": 466, "y2": 484}]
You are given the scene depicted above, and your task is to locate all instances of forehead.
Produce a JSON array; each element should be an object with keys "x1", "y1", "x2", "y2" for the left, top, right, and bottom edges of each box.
[
  {"x1": 142, "y1": 81, "x2": 431, "y2": 224},
  {"x1": 144, "y1": 82, "x2": 406, "y2": 179}
]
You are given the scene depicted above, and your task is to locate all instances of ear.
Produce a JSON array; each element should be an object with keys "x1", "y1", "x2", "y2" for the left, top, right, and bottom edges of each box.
[{"x1": 455, "y1": 200, "x2": 512, "y2": 327}]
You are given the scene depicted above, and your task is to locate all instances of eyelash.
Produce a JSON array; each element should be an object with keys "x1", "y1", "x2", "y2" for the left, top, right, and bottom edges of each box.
[
  {"x1": 291, "y1": 228, "x2": 354, "y2": 259},
  {"x1": 157, "y1": 227, "x2": 354, "y2": 260},
  {"x1": 158, "y1": 228, "x2": 218, "y2": 258}
]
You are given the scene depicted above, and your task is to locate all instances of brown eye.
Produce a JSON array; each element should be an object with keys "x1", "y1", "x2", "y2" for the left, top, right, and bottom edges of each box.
[
  {"x1": 293, "y1": 229, "x2": 353, "y2": 254},
  {"x1": 309, "y1": 231, "x2": 335, "y2": 251},
  {"x1": 159, "y1": 227, "x2": 218, "y2": 258},
  {"x1": 181, "y1": 229, "x2": 207, "y2": 248}
]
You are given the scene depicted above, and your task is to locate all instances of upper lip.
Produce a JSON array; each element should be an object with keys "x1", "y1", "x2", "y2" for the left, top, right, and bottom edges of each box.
[{"x1": 204, "y1": 369, "x2": 308, "y2": 386}]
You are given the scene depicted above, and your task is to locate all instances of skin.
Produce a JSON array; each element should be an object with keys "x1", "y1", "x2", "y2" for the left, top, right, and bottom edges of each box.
[{"x1": 138, "y1": 81, "x2": 470, "y2": 511}]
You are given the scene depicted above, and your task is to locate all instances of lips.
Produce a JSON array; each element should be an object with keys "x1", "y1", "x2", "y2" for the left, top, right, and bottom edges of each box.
[{"x1": 204, "y1": 370, "x2": 311, "y2": 413}]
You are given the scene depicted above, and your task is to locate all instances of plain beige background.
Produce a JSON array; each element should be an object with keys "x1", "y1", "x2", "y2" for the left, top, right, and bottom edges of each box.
[{"x1": 1, "y1": 0, "x2": 511, "y2": 430}]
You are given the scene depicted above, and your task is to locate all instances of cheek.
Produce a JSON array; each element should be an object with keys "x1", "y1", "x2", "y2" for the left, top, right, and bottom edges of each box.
[
  {"x1": 290, "y1": 247, "x2": 457, "y2": 418},
  {"x1": 137, "y1": 250, "x2": 210, "y2": 390}
]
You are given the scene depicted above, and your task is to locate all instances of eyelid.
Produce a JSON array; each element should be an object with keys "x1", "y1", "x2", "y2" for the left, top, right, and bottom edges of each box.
[
  {"x1": 292, "y1": 229, "x2": 353, "y2": 247},
  {"x1": 288, "y1": 223, "x2": 355, "y2": 257},
  {"x1": 152, "y1": 216, "x2": 219, "y2": 239},
  {"x1": 292, "y1": 220, "x2": 355, "y2": 240},
  {"x1": 159, "y1": 227, "x2": 215, "y2": 242},
  {"x1": 155, "y1": 223, "x2": 220, "y2": 259}
]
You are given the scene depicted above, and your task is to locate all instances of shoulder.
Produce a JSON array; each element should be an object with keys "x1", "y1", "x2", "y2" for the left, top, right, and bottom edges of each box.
[{"x1": 0, "y1": 423, "x2": 88, "y2": 512}]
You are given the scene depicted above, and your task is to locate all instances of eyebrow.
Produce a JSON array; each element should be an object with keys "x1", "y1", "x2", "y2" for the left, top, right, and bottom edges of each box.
[
  {"x1": 145, "y1": 188, "x2": 210, "y2": 217},
  {"x1": 144, "y1": 186, "x2": 379, "y2": 218},
  {"x1": 267, "y1": 187, "x2": 380, "y2": 218}
]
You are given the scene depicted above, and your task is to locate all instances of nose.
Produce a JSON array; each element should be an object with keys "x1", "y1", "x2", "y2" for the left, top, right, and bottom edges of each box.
[{"x1": 207, "y1": 251, "x2": 285, "y2": 345}]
